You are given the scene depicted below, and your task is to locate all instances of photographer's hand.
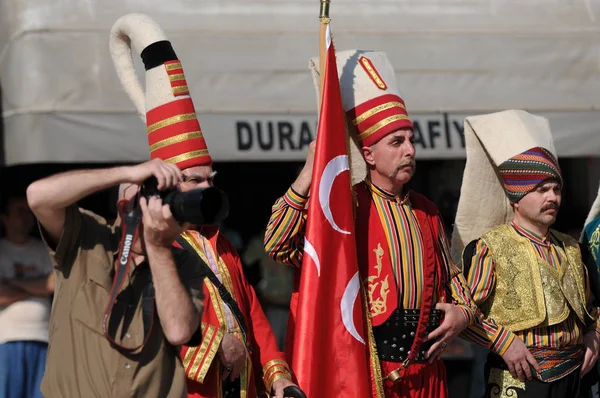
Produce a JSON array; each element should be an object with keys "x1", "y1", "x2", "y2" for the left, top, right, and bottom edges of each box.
[
  {"x1": 140, "y1": 196, "x2": 199, "y2": 345},
  {"x1": 140, "y1": 196, "x2": 184, "y2": 248},
  {"x1": 125, "y1": 158, "x2": 183, "y2": 191}
]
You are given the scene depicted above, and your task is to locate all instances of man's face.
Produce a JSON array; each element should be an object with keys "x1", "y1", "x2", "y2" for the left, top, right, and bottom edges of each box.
[
  {"x1": 514, "y1": 180, "x2": 562, "y2": 228},
  {"x1": 179, "y1": 165, "x2": 216, "y2": 192},
  {"x1": 363, "y1": 128, "x2": 416, "y2": 186},
  {"x1": 1, "y1": 198, "x2": 34, "y2": 236}
]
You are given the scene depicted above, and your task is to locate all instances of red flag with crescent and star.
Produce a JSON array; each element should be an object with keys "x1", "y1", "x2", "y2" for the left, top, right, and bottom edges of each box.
[{"x1": 290, "y1": 25, "x2": 372, "y2": 397}]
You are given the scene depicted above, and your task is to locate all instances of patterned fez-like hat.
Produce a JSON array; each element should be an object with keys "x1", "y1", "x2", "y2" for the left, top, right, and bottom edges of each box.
[
  {"x1": 450, "y1": 110, "x2": 561, "y2": 264},
  {"x1": 110, "y1": 13, "x2": 212, "y2": 169},
  {"x1": 498, "y1": 147, "x2": 562, "y2": 203}
]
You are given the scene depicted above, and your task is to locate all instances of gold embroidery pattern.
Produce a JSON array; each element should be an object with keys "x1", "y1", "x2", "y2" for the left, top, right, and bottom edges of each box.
[
  {"x1": 362, "y1": 285, "x2": 384, "y2": 398},
  {"x1": 172, "y1": 85, "x2": 190, "y2": 95},
  {"x1": 240, "y1": 356, "x2": 251, "y2": 398},
  {"x1": 186, "y1": 324, "x2": 214, "y2": 380},
  {"x1": 501, "y1": 264, "x2": 521, "y2": 311},
  {"x1": 149, "y1": 131, "x2": 203, "y2": 152},
  {"x1": 168, "y1": 73, "x2": 186, "y2": 81},
  {"x1": 590, "y1": 224, "x2": 600, "y2": 263},
  {"x1": 165, "y1": 61, "x2": 183, "y2": 71},
  {"x1": 482, "y1": 226, "x2": 547, "y2": 331},
  {"x1": 357, "y1": 115, "x2": 410, "y2": 141},
  {"x1": 262, "y1": 359, "x2": 290, "y2": 376},
  {"x1": 198, "y1": 325, "x2": 224, "y2": 383},
  {"x1": 181, "y1": 323, "x2": 225, "y2": 383},
  {"x1": 364, "y1": 243, "x2": 390, "y2": 317},
  {"x1": 165, "y1": 150, "x2": 210, "y2": 165},
  {"x1": 537, "y1": 257, "x2": 570, "y2": 326},
  {"x1": 352, "y1": 101, "x2": 406, "y2": 125},
  {"x1": 487, "y1": 368, "x2": 525, "y2": 398},
  {"x1": 359, "y1": 56, "x2": 387, "y2": 90},
  {"x1": 482, "y1": 226, "x2": 588, "y2": 332},
  {"x1": 180, "y1": 232, "x2": 249, "y2": 385},
  {"x1": 146, "y1": 113, "x2": 197, "y2": 135},
  {"x1": 556, "y1": 232, "x2": 589, "y2": 323},
  {"x1": 180, "y1": 233, "x2": 230, "y2": 330}
]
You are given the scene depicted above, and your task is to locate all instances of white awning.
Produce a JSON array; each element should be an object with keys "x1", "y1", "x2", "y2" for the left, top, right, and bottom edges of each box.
[{"x1": 2, "y1": 0, "x2": 600, "y2": 165}]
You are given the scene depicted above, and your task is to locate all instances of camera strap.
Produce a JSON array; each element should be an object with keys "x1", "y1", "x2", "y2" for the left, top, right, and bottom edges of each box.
[
  {"x1": 103, "y1": 205, "x2": 156, "y2": 352},
  {"x1": 176, "y1": 235, "x2": 252, "y2": 354}
]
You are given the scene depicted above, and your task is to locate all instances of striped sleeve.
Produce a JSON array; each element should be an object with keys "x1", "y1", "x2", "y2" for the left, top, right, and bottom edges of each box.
[
  {"x1": 460, "y1": 239, "x2": 515, "y2": 355},
  {"x1": 264, "y1": 187, "x2": 308, "y2": 268},
  {"x1": 435, "y1": 217, "x2": 478, "y2": 325}
]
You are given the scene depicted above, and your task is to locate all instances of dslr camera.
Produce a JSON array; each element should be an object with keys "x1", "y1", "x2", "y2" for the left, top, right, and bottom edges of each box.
[{"x1": 140, "y1": 176, "x2": 229, "y2": 226}]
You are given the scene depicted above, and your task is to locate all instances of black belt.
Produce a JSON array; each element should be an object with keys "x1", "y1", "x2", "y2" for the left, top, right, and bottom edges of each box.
[{"x1": 372, "y1": 308, "x2": 442, "y2": 363}]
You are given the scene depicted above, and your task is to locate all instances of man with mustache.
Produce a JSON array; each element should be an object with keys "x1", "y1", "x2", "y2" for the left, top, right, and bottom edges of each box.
[
  {"x1": 452, "y1": 110, "x2": 600, "y2": 398},
  {"x1": 264, "y1": 50, "x2": 478, "y2": 397}
]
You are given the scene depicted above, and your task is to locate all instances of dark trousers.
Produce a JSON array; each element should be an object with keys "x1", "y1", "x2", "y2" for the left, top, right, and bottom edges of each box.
[
  {"x1": 484, "y1": 357, "x2": 582, "y2": 398},
  {"x1": 578, "y1": 363, "x2": 599, "y2": 398}
]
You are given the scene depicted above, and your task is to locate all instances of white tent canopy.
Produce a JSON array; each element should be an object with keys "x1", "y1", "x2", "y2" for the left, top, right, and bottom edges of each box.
[{"x1": 2, "y1": 0, "x2": 600, "y2": 165}]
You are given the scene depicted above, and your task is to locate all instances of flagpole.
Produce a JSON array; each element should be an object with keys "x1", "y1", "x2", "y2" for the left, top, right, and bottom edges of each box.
[{"x1": 318, "y1": 0, "x2": 330, "y2": 106}]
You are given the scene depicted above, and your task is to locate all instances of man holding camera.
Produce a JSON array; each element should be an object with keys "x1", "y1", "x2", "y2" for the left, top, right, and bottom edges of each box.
[
  {"x1": 108, "y1": 13, "x2": 298, "y2": 398},
  {"x1": 26, "y1": 159, "x2": 206, "y2": 397}
]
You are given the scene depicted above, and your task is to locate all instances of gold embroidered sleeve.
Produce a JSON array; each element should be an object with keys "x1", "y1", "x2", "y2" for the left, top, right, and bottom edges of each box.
[
  {"x1": 262, "y1": 359, "x2": 292, "y2": 392},
  {"x1": 182, "y1": 322, "x2": 225, "y2": 383}
]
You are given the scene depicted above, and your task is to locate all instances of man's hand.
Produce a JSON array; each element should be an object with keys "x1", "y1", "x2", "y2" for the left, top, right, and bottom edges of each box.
[
  {"x1": 218, "y1": 333, "x2": 247, "y2": 381},
  {"x1": 272, "y1": 378, "x2": 297, "y2": 398},
  {"x1": 501, "y1": 336, "x2": 540, "y2": 381},
  {"x1": 581, "y1": 330, "x2": 600, "y2": 377},
  {"x1": 291, "y1": 141, "x2": 316, "y2": 197},
  {"x1": 425, "y1": 303, "x2": 469, "y2": 362},
  {"x1": 140, "y1": 196, "x2": 185, "y2": 248},
  {"x1": 125, "y1": 159, "x2": 183, "y2": 190}
]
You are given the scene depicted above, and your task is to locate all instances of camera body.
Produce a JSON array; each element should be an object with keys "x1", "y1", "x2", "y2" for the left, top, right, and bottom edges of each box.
[{"x1": 140, "y1": 176, "x2": 229, "y2": 226}]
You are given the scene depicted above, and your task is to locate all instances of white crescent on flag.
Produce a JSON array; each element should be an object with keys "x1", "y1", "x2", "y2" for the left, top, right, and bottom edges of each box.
[
  {"x1": 340, "y1": 272, "x2": 365, "y2": 345},
  {"x1": 303, "y1": 237, "x2": 321, "y2": 277},
  {"x1": 319, "y1": 155, "x2": 351, "y2": 235}
]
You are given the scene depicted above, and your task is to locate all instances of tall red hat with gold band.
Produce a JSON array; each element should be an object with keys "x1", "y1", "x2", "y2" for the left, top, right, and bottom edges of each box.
[
  {"x1": 109, "y1": 13, "x2": 212, "y2": 169},
  {"x1": 310, "y1": 50, "x2": 412, "y2": 146},
  {"x1": 309, "y1": 50, "x2": 412, "y2": 184}
]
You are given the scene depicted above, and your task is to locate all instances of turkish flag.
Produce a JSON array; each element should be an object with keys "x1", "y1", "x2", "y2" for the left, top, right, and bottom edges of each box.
[{"x1": 290, "y1": 25, "x2": 372, "y2": 397}]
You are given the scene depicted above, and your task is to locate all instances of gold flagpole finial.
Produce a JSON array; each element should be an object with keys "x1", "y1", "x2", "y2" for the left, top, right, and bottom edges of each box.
[{"x1": 319, "y1": 0, "x2": 331, "y2": 24}]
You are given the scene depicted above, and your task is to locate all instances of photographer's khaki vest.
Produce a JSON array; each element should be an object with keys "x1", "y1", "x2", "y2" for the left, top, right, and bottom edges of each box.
[{"x1": 480, "y1": 224, "x2": 588, "y2": 332}]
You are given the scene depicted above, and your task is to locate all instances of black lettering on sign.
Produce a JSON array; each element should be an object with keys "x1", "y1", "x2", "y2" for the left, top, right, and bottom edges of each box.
[
  {"x1": 298, "y1": 122, "x2": 313, "y2": 149},
  {"x1": 278, "y1": 122, "x2": 295, "y2": 150},
  {"x1": 236, "y1": 122, "x2": 253, "y2": 151},
  {"x1": 453, "y1": 120, "x2": 465, "y2": 148},
  {"x1": 256, "y1": 122, "x2": 274, "y2": 150},
  {"x1": 443, "y1": 113, "x2": 451, "y2": 148},
  {"x1": 427, "y1": 120, "x2": 441, "y2": 149},
  {"x1": 235, "y1": 120, "x2": 316, "y2": 151},
  {"x1": 412, "y1": 121, "x2": 427, "y2": 149}
]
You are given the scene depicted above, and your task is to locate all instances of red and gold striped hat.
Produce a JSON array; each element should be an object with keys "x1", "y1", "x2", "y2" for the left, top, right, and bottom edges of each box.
[
  {"x1": 310, "y1": 50, "x2": 412, "y2": 147},
  {"x1": 110, "y1": 13, "x2": 212, "y2": 169}
]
